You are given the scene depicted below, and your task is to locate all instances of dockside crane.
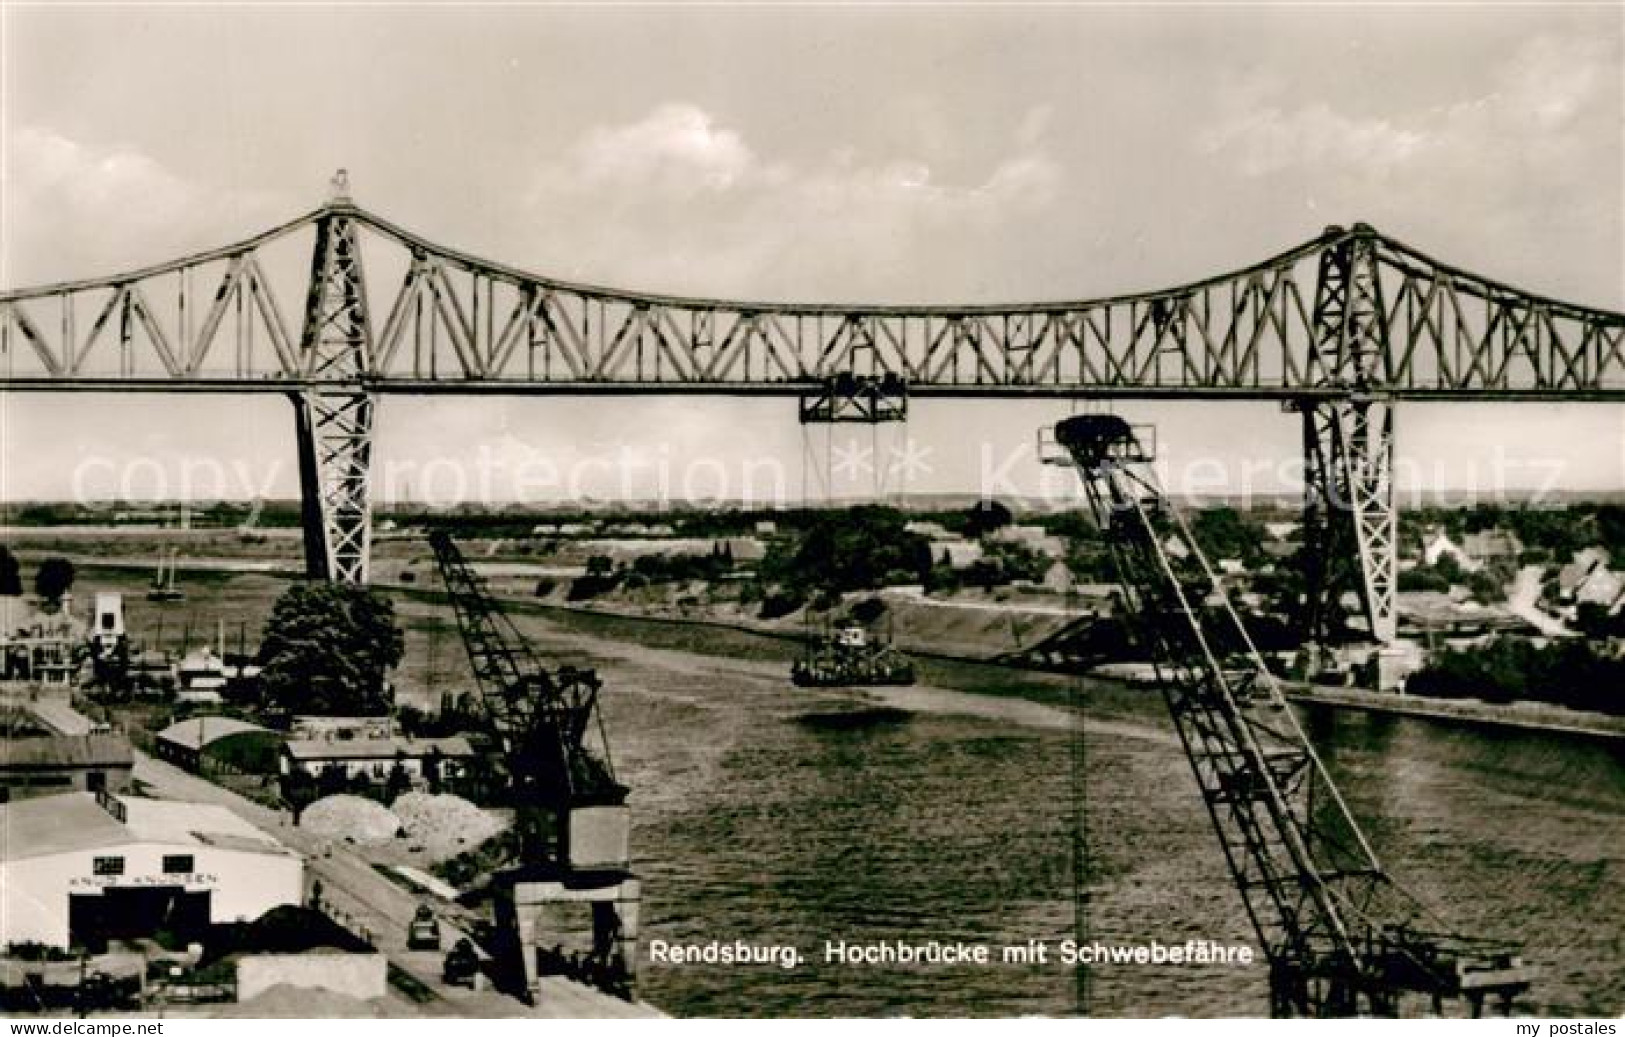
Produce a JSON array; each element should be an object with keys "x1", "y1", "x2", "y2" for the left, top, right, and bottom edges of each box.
[
  {"x1": 1042, "y1": 414, "x2": 1532, "y2": 1018},
  {"x1": 429, "y1": 530, "x2": 640, "y2": 995}
]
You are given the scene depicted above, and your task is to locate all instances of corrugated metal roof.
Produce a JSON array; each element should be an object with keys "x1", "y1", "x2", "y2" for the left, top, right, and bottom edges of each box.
[{"x1": 156, "y1": 715, "x2": 274, "y2": 751}]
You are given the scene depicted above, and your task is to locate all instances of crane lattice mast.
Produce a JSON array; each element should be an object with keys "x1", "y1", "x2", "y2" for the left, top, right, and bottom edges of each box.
[{"x1": 1043, "y1": 414, "x2": 1531, "y2": 1017}]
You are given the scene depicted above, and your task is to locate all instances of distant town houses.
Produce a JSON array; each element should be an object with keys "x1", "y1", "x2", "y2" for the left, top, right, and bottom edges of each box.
[
  {"x1": 1556, "y1": 547, "x2": 1610, "y2": 599},
  {"x1": 987, "y1": 525, "x2": 1067, "y2": 558},
  {"x1": 1461, "y1": 529, "x2": 1524, "y2": 563},
  {"x1": 1553, "y1": 546, "x2": 1625, "y2": 614},
  {"x1": 931, "y1": 540, "x2": 985, "y2": 570},
  {"x1": 0, "y1": 595, "x2": 85, "y2": 685},
  {"x1": 1041, "y1": 560, "x2": 1075, "y2": 594},
  {"x1": 1262, "y1": 521, "x2": 1299, "y2": 542},
  {"x1": 716, "y1": 537, "x2": 767, "y2": 563},
  {"x1": 531, "y1": 521, "x2": 597, "y2": 537},
  {"x1": 1573, "y1": 566, "x2": 1625, "y2": 610},
  {"x1": 1420, "y1": 529, "x2": 1481, "y2": 573}
]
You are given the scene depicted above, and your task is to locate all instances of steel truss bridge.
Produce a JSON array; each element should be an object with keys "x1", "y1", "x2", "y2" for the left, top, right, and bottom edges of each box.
[{"x1": 4, "y1": 177, "x2": 1623, "y2": 652}]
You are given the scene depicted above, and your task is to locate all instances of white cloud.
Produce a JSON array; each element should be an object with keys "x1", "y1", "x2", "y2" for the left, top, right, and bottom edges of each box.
[
  {"x1": 523, "y1": 102, "x2": 1062, "y2": 301},
  {"x1": 571, "y1": 103, "x2": 758, "y2": 195},
  {"x1": 1502, "y1": 35, "x2": 1615, "y2": 129},
  {"x1": 1200, "y1": 33, "x2": 1618, "y2": 185},
  {"x1": 1200, "y1": 103, "x2": 1426, "y2": 178},
  {"x1": 2, "y1": 126, "x2": 284, "y2": 286}
]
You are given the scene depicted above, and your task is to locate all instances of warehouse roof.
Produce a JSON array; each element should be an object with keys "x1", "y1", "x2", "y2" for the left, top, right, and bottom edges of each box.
[
  {"x1": 283, "y1": 736, "x2": 475, "y2": 762},
  {"x1": 0, "y1": 792, "x2": 291, "y2": 863},
  {"x1": 0, "y1": 792, "x2": 132, "y2": 858},
  {"x1": 0, "y1": 734, "x2": 133, "y2": 770},
  {"x1": 157, "y1": 715, "x2": 275, "y2": 751},
  {"x1": 120, "y1": 796, "x2": 282, "y2": 850},
  {"x1": 26, "y1": 699, "x2": 94, "y2": 736}
]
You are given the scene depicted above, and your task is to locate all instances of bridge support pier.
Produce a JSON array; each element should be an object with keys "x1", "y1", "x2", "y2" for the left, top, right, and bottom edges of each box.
[
  {"x1": 293, "y1": 198, "x2": 376, "y2": 584},
  {"x1": 1299, "y1": 397, "x2": 1398, "y2": 650},
  {"x1": 292, "y1": 387, "x2": 376, "y2": 584}
]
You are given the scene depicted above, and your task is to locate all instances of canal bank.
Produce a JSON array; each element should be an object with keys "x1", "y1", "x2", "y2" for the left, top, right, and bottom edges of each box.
[
  {"x1": 60, "y1": 555, "x2": 1625, "y2": 744},
  {"x1": 503, "y1": 594, "x2": 1625, "y2": 745},
  {"x1": 1287, "y1": 683, "x2": 1625, "y2": 743}
]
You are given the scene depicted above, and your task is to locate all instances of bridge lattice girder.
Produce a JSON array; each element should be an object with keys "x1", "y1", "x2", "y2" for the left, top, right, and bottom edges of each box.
[
  {"x1": 2, "y1": 207, "x2": 1622, "y2": 397},
  {"x1": 4, "y1": 202, "x2": 1619, "y2": 625}
]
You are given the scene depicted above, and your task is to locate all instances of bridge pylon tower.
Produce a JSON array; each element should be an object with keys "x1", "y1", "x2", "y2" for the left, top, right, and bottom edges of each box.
[
  {"x1": 1297, "y1": 225, "x2": 1398, "y2": 672},
  {"x1": 292, "y1": 189, "x2": 376, "y2": 584}
]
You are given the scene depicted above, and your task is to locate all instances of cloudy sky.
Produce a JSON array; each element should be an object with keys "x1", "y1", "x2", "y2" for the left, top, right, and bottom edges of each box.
[{"x1": 2, "y1": 3, "x2": 1621, "y2": 506}]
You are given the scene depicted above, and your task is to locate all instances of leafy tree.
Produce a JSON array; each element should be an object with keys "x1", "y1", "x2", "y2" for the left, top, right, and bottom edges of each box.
[
  {"x1": 0, "y1": 547, "x2": 21, "y2": 596},
  {"x1": 34, "y1": 556, "x2": 76, "y2": 603},
  {"x1": 1398, "y1": 567, "x2": 1451, "y2": 593},
  {"x1": 985, "y1": 541, "x2": 1047, "y2": 583},
  {"x1": 1465, "y1": 566, "x2": 1508, "y2": 604},
  {"x1": 384, "y1": 758, "x2": 413, "y2": 802},
  {"x1": 964, "y1": 499, "x2": 1014, "y2": 538},
  {"x1": 963, "y1": 558, "x2": 1005, "y2": 592},
  {"x1": 281, "y1": 769, "x2": 321, "y2": 823},
  {"x1": 1189, "y1": 507, "x2": 1264, "y2": 565},
  {"x1": 423, "y1": 746, "x2": 445, "y2": 795},
  {"x1": 758, "y1": 590, "x2": 805, "y2": 620},
  {"x1": 770, "y1": 506, "x2": 932, "y2": 593},
  {"x1": 848, "y1": 597, "x2": 887, "y2": 624},
  {"x1": 316, "y1": 764, "x2": 350, "y2": 799},
  {"x1": 258, "y1": 582, "x2": 403, "y2": 716},
  {"x1": 1407, "y1": 636, "x2": 1625, "y2": 715},
  {"x1": 1574, "y1": 602, "x2": 1625, "y2": 639}
]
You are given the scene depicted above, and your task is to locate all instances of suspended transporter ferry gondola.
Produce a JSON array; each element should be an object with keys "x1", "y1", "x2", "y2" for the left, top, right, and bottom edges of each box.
[{"x1": 791, "y1": 620, "x2": 916, "y2": 687}]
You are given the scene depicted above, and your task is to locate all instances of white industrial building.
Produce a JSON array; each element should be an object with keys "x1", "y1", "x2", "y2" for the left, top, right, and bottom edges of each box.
[{"x1": 0, "y1": 791, "x2": 302, "y2": 951}]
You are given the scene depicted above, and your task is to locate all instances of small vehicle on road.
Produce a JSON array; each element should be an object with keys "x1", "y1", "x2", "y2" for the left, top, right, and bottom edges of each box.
[
  {"x1": 443, "y1": 938, "x2": 480, "y2": 987},
  {"x1": 407, "y1": 904, "x2": 441, "y2": 951}
]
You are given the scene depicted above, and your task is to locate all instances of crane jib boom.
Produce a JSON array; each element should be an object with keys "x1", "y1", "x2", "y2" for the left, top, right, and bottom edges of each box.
[
  {"x1": 1045, "y1": 414, "x2": 1533, "y2": 1018},
  {"x1": 428, "y1": 530, "x2": 625, "y2": 861}
]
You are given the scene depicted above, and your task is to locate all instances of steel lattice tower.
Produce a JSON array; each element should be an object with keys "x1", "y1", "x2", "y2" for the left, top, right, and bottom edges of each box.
[{"x1": 292, "y1": 176, "x2": 376, "y2": 584}]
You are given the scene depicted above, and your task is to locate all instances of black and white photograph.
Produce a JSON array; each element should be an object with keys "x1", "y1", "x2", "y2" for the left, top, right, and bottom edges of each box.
[{"x1": 0, "y1": 1, "x2": 1620, "y2": 1023}]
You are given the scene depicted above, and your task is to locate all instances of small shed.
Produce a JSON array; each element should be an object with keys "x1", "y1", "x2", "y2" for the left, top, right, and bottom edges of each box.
[{"x1": 155, "y1": 716, "x2": 280, "y2": 773}]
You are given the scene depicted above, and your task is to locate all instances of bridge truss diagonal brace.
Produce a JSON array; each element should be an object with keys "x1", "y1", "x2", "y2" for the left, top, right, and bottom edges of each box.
[
  {"x1": 293, "y1": 387, "x2": 376, "y2": 584},
  {"x1": 1300, "y1": 398, "x2": 1398, "y2": 648}
]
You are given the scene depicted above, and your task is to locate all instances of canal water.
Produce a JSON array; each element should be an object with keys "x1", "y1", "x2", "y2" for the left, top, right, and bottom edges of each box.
[
  {"x1": 77, "y1": 562, "x2": 1623, "y2": 1016},
  {"x1": 416, "y1": 604, "x2": 1623, "y2": 1018}
]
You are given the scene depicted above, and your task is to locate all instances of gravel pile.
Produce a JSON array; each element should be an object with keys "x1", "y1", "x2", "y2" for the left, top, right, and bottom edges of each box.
[
  {"x1": 300, "y1": 795, "x2": 402, "y2": 845},
  {"x1": 391, "y1": 791, "x2": 507, "y2": 856}
]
